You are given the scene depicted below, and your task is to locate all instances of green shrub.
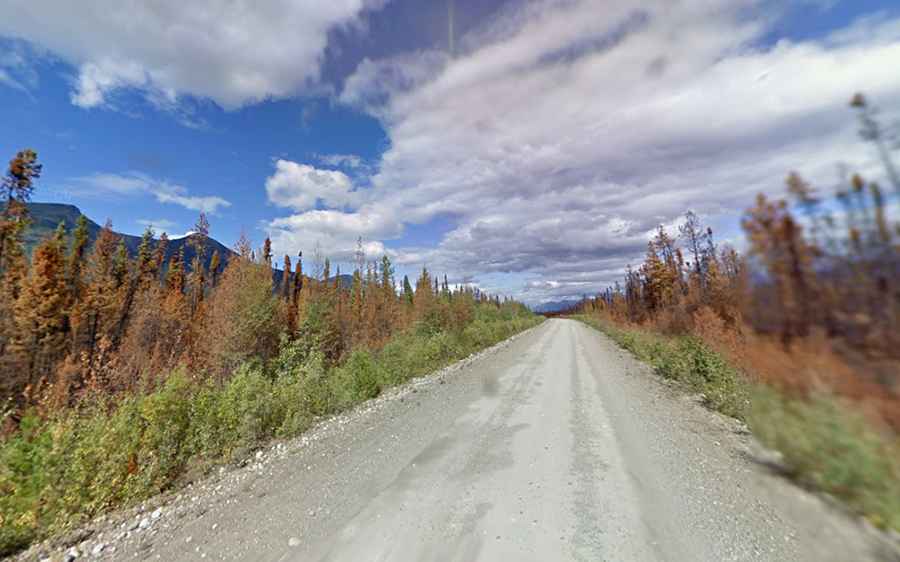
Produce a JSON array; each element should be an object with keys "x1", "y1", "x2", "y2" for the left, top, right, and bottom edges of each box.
[
  {"x1": 750, "y1": 387, "x2": 900, "y2": 530},
  {"x1": 332, "y1": 350, "x2": 384, "y2": 406}
]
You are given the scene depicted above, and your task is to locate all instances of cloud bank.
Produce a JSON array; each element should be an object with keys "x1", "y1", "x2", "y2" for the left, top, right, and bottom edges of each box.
[
  {"x1": 271, "y1": 0, "x2": 900, "y2": 303},
  {"x1": 0, "y1": 0, "x2": 386, "y2": 109}
]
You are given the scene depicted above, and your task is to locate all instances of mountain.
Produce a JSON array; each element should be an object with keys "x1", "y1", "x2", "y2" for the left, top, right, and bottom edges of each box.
[
  {"x1": 330, "y1": 274, "x2": 355, "y2": 290},
  {"x1": 17, "y1": 202, "x2": 358, "y2": 289},
  {"x1": 19, "y1": 202, "x2": 235, "y2": 274},
  {"x1": 531, "y1": 299, "x2": 582, "y2": 314}
]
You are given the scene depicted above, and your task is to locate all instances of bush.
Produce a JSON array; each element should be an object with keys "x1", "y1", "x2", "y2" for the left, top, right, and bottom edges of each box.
[
  {"x1": 750, "y1": 387, "x2": 900, "y2": 530},
  {"x1": 332, "y1": 350, "x2": 384, "y2": 406}
]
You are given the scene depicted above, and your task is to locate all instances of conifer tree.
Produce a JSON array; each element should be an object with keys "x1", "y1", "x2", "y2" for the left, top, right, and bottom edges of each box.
[
  {"x1": 188, "y1": 213, "x2": 210, "y2": 314},
  {"x1": 0, "y1": 149, "x2": 41, "y2": 268},
  {"x1": 281, "y1": 254, "x2": 291, "y2": 300},
  {"x1": 2, "y1": 149, "x2": 41, "y2": 205},
  {"x1": 209, "y1": 249, "x2": 221, "y2": 288},
  {"x1": 292, "y1": 252, "x2": 303, "y2": 304},
  {"x1": 350, "y1": 266, "x2": 364, "y2": 343},
  {"x1": 112, "y1": 239, "x2": 128, "y2": 288},
  {"x1": 379, "y1": 255, "x2": 396, "y2": 341},
  {"x1": 235, "y1": 230, "x2": 253, "y2": 260},
  {"x1": 155, "y1": 232, "x2": 169, "y2": 279},
  {"x1": 68, "y1": 214, "x2": 90, "y2": 302},
  {"x1": 72, "y1": 221, "x2": 121, "y2": 366},
  {"x1": 403, "y1": 274, "x2": 414, "y2": 305},
  {"x1": 415, "y1": 267, "x2": 434, "y2": 323},
  {"x1": 136, "y1": 226, "x2": 156, "y2": 288},
  {"x1": 15, "y1": 223, "x2": 69, "y2": 386},
  {"x1": 167, "y1": 248, "x2": 186, "y2": 295},
  {"x1": 0, "y1": 150, "x2": 41, "y2": 386},
  {"x1": 262, "y1": 236, "x2": 273, "y2": 267}
]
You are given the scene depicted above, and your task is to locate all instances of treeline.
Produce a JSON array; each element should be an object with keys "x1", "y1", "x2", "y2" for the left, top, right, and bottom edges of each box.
[
  {"x1": 0, "y1": 150, "x2": 525, "y2": 428},
  {"x1": 574, "y1": 94, "x2": 900, "y2": 428}
]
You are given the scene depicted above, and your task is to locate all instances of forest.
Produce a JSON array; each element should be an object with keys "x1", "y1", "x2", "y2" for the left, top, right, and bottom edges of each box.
[
  {"x1": 571, "y1": 94, "x2": 900, "y2": 530},
  {"x1": 0, "y1": 149, "x2": 539, "y2": 555}
]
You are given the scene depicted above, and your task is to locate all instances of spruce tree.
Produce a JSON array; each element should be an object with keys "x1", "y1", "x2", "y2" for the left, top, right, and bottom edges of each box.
[
  {"x1": 72, "y1": 221, "x2": 120, "y2": 365},
  {"x1": 402, "y1": 275, "x2": 414, "y2": 305},
  {"x1": 167, "y1": 248, "x2": 186, "y2": 295},
  {"x1": 136, "y1": 226, "x2": 156, "y2": 288},
  {"x1": 188, "y1": 213, "x2": 210, "y2": 314},
  {"x1": 292, "y1": 252, "x2": 303, "y2": 304},
  {"x1": 68, "y1": 214, "x2": 90, "y2": 302},
  {"x1": 281, "y1": 255, "x2": 291, "y2": 300},
  {"x1": 262, "y1": 237, "x2": 273, "y2": 267},
  {"x1": 209, "y1": 249, "x2": 221, "y2": 288},
  {"x1": 16, "y1": 224, "x2": 69, "y2": 383},
  {"x1": 155, "y1": 232, "x2": 169, "y2": 281},
  {"x1": 111, "y1": 239, "x2": 127, "y2": 287},
  {"x1": 0, "y1": 149, "x2": 40, "y2": 282}
]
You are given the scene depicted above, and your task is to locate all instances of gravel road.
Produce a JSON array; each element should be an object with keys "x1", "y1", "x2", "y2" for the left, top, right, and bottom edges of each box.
[{"x1": 23, "y1": 319, "x2": 899, "y2": 562}]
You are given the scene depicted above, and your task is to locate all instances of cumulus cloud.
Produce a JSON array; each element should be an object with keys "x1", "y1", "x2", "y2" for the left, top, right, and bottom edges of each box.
[
  {"x1": 339, "y1": 51, "x2": 450, "y2": 116},
  {"x1": 300, "y1": 0, "x2": 900, "y2": 303},
  {"x1": 314, "y1": 153, "x2": 365, "y2": 170},
  {"x1": 0, "y1": 0, "x2": 386, "y2": 110},
  {"x1": 136, "y1": 218, "x2": 178, "y2": 232},
  {"x1": 265, "y1": 159, "x2": 359, "y2": 212},
  {"x1": 267, "y1": 207, "x2": 401, "y2": 263},
  {"x1": 74, "y1": 172, "x2": 231, "y2": 214}
]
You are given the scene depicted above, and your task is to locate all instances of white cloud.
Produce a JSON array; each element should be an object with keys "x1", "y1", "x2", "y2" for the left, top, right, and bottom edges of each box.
[
  {"x1": 339, "y1": 51, "x2": 450, "y2": 116},
  {"x1": 74, "y1": 172, "x2": 231, "y2": 214},
  {"x1": 70, "y1": 59, "x2": 148, "y2": 108},
  {"x1": 317, "y1": 0, "x2": 900, "y2": 303},
  {"x1": 0, "y1": 0, "x2": 387, "y2": 110},
  {"x1": 266, "y1": 208, "x2": 400, "y2": 263},
  {"x1": 136, "y1": 218, "x2": 178, "y2": 232},
  {"x1": 0, "y1": 41, "x2": 39, "y2": 92},
  {"x1": 265, "y1": 159, "x2": 359, "y2": 212},
  {"x1": 315, "y1": 153, "x2": 364, "y2": 170}
]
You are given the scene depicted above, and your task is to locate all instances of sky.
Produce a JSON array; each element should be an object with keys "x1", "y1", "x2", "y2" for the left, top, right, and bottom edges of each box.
[{"x1": 1, "y1": 0, "x2": 899, "y2": 305}]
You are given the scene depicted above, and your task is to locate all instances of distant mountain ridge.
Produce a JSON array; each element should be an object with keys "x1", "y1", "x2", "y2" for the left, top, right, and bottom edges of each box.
[
  {"x1": 531, "y1": 299, "x2": 581, "y2": 314},
  {"x1": 20, "y1": 202, "x2": 234, "y2": 274},
  {"x1": 18, "y1": 203, "x2": 356, "y2": 289}
]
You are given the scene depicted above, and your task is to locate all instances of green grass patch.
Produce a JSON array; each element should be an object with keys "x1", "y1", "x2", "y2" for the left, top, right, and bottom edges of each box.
[
  {"x1": 575, "y1": 314, "x2": 900, "y2": 532},
  {"x1": 0, "y1": 312, "x2": 542, "y2": 556},
  {"x1": 575, "y1": 315, "x2": 749, "y2": 419}
]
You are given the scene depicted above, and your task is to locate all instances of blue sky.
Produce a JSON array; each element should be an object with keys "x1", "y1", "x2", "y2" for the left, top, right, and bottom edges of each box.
[{"x1": 1, "y1": 0, "x2": 899, "y2": 304}]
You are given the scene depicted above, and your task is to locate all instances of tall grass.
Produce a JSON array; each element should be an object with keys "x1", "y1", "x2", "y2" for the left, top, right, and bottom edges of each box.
[{"x1": 0, "y1": 310, "x2": 541, "y2": 556}]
